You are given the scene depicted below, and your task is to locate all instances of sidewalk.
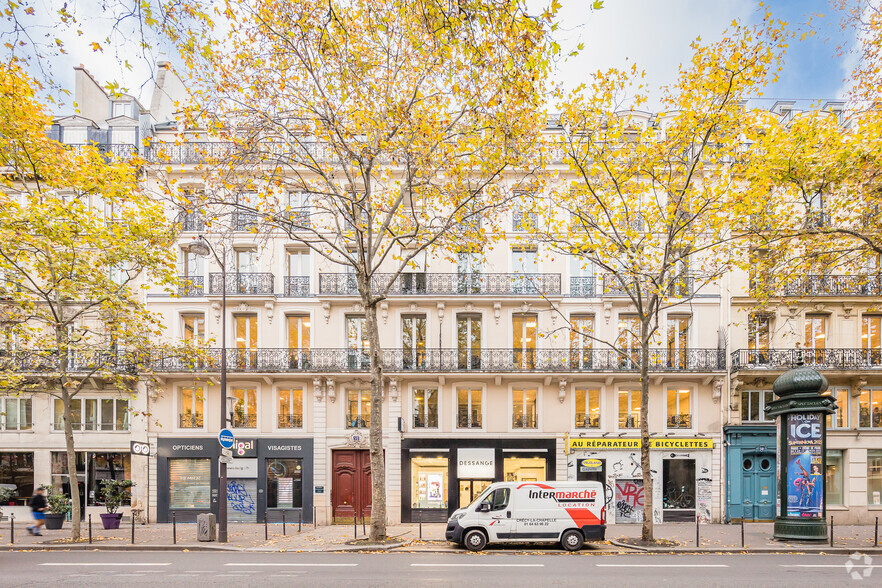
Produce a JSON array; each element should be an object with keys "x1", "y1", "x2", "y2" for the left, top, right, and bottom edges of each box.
[{"x1": 0, "y1": 520, "x2": 880, "y2": 553}]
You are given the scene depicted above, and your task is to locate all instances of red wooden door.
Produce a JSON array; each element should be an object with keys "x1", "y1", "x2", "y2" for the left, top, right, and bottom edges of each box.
[{"x1": 332, "y1": 450, "x2": 372, "y2": 521}]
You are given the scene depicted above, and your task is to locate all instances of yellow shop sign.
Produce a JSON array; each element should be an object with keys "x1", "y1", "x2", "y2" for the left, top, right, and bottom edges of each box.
[{"x1": 568, "y1": 438, "x2": 713, "y2": 451}]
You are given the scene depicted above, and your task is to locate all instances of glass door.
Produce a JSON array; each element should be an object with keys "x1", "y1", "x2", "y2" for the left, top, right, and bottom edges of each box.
[
  {"x1": 347, "y1": 316, "x2": 370, "y2": 369},
  {"x1": 402, "y1": 315, "x2": 426, "y2": 369},
  {"x1": 235, "y1": 314, "x2": 257, "y2": 369},
  {"x1": 457, "y1": 315, "x2": 481, "y2": 369},
  {"x1": 458, "y1": 480, "x2": 493, "y2": 509}
]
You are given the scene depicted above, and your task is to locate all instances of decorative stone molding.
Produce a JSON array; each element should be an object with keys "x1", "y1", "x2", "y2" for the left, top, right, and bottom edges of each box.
[
  {"x1": 325, "y1": 378, "x2": 336, "y2": 403},
  {"x1": 841, "y1": 304, "x2": 854, "y2": 319},
  {"x1": 712, "y1": 377, "x2": 724, "y2": 404},
  {"x1": 380, "y1": 301, "x2": 389, "y2": 324},
  {"x1": 558, "y1": 379, "x2": 567, "y2": 404},
  {"x1": 389, "y1": 377, "x2": 399, "y2": 401},
  {"x1": 851, "y1": 377, "x2": 867, "y2": 397},
  {"x1": 264, "y1": 301, "x2": 274, "y2": 324},
  {"x1": 313, "y1": 377, "x2": 324, "y2": 401},
  {"x1": 437, "y1": 302, "x2": 445, "y2": 321},
  {"x1": 322, "y1": 302, "x2": 331, "y2": 324},
  {"x1": 603, "y1": 301, "x2": 612, "y2": 324},
  {"x1": 493, "y1": 302, "x2": 502, "y2": 324},
  {"x1": 519, "y1": 302, "x2": 531, "y2": 314},
  {"x1": 211, "y1": 301, "x2": 221, "y2": 324},
  {"x1": 236, "y1": 302, "x2": 249, "y2": 312}
]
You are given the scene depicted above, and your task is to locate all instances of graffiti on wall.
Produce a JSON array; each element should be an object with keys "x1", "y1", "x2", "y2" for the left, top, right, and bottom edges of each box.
[
  {"x1": 228, "y1": 481, "x2": 256, "y2": 515},
  {"x1": 615, "y1": 479, "x2": 644, "y2": 523},
  {"x1": 696, "y1": 477, "x2": 713, "y2": 523}
]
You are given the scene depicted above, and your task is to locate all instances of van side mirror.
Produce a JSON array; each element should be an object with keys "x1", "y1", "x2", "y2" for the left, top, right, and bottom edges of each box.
[{"x1": 477, "y1": 500, "x2": 491, "y2": 513}]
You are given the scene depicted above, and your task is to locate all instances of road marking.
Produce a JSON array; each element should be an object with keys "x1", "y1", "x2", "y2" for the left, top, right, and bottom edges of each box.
[
  {"x1": 596, "y1": 564, "x2": 728, "y2": 568},
  {"x1": 39, "y1": 563, "x2": 171, "y2": 567},
  {"x1": 410, "y1": 564, "x2": 545, "y2": 568},
  {"x1": 224, "y1": 563, "x2": 357, "y2": 567},
  {"x1": 781, "y1": 565, "x2": 882, "y2": 568}
]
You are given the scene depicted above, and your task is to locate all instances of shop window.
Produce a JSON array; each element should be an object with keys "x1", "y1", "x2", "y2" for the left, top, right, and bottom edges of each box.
[
  {"x1": 231, "y1": 387, "x2": 258, "y2": 428},
  {"x1": 662, "y1": 459, "x2": 696, "y2": 517},
  {"x1": 0, "y1": 452, "x2": 34, "y2": 502},
  {"x1": 346, "y1": 389, "x2": 370, "y2": 428},
  {"x1": 824, "y1": 387, "x2": 849, "y2": 429},
  {"x1": 859, "y1": 389, "x2": 882, "y2": 428},
  {"x1": 456, "y1": 387, "x2": 482, "y2": 428},
  {"x1": 862, "y1": 315, "x2": 882, "y2": 365},
  {"x1": 51, "y1": 451, "x2": 131, "y2": 507},
  {"x1": 741, "y1": 389, "x2": 774, "y2": 423},
  {"x1": 503, "y1": 455, "x2": 546, "y2": 482},
  {"x1": 412, "y1": 388, "x2": 438, "y2": 428},
  {"x1": 277, "y1": 388, "x2": 303, "y2": 428},
  {"x1": 869, "y1": 450, "x2": 882, "y2": 506},
  {"x1": 411, "y1": 455, "x2": 448, "y2": 509},
  {"x1": 618, "y1": 389, "x2": 641, "y2": 428},
  {"x1": 169, "y1": 458, "x2": 211, "y2": 509},
  {"x1": 179, "y1": 386, "x2": 204, "y2": 428},
  {"x1": 575, "y1": 388, "x2": 600, "y2": 428},
  {"x1": 826, "y1": 450, "x2": 844, "y2": 506},
  {"x1": 0, "y1": 397, "x2": 32, "y2": 430},
  {"x1": 266, "y1": 459, "x2": 303, "y2": 509},
  {"x1": 512, "y1": 388, "x2": 538, "y2": 429},
  {"x1": 53, "y1": 397, "x2": 129, "y2": 431},
  {"x1": 666, "y1": 388, "x2": 692, "y2": 429}
]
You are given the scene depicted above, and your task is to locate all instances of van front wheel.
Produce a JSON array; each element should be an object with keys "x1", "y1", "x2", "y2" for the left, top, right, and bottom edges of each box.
[
  {"x1": 464, "y1": 529, "x2": 487, "y2": 552},
  {"x1": 561, "y1": 529, "x2": 584, "y2": 552}
]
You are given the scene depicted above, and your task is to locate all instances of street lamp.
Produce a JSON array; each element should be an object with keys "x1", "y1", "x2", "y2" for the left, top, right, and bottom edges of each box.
[{"x1": 187, "y1": 235, "x2": 230, "y2": 543}]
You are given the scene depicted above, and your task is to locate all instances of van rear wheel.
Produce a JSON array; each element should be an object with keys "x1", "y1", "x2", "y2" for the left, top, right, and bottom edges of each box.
[
  {"x1": 464, "y1": 529, "x2": 487, "y2": 552},
  {"x1": 561, "y1": 529, "x2": 584, "y2": 552}
]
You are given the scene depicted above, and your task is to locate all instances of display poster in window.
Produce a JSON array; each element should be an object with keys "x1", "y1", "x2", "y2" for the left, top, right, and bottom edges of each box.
[
  {"x1": 426, "y1": 473, "x2": 443, "y2": 503},
  {"x1": 786, "y1": 413, "x2": 823, "y2": 518},
  {"x1": 278, "y1": 478, "x2": 294, "y2": 504}
]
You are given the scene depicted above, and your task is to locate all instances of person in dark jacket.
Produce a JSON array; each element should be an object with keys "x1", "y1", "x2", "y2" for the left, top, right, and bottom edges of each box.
[{"x1": 27, "y1": 487, "x2": 47, "y2": 536}]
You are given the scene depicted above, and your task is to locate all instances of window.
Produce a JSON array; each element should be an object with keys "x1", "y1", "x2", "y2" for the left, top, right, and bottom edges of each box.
[
  {"x1": 488, "y1": 487, "x2": 512, "y2": 511},
  {"x1": 411, "y1": 455, "x2": 448, "y2": 509},
  {"x1": 667, "y1": 388, "x2": 692, "y2": 428},
  {"x1": 618, "y1": 389, "x2": 641, "y2": 428},
  {"x1": 347, "y1": 316, "x2": 370, "y2": 369},
  {"x1": 286, "y1": 250, "x2": 310, "y2": 296},
  {"x1": 1, "y1": 397, "x2": 32, "y2": 430},
  {"x1": 859, "y1": 389, "x2": 882, "y2": 428},
  {"x1": 235, "y1": 314, "x2": 258, "y2": 369},
  {"x1": 512, "y1": 314, "x2": 537, "y2": 369},
  {"x1": 402, "y1": 315, "x2": 427, "y2": 369},
  {"x1": 869, "y1": 450, "x2": 882, "y2": 506},
  {"x1": 231, "y1": 387, "x2": 257, "y2": 428},
  {"x1": 512, "y1": 388, "x2": 538, "y2": 429},
  {"x1": 456, "y1": 251, "x2": 482, "y2": 293},
  {"x1": 346, "y1": 389, "x2": 370, "y2": 428},
  {"x1": 287, "y1": 315, "x2": 310, "y2": 368},
  {"x1": 749, "y1": 248, "x2": 771, "y2": 295},
  {"x1": 53, "y1": 398, "x2": 129, "y2": 431},
  {"x1": 826, "y1": 450, "x2": 844, "y2": 506},
  {"x1": 235, "y1": 248, "x2": 257, "y2": 273},
  {"x1": 504, "y1": 456, "x2": 546, "y2": 482},
  {"x1": 179, "y1": 387, "x2": 204, "y2": 428},
  {"x1": 570, "y1": 315, "x2": 594, "y2": 369},
  {"x1": 266, "y1": 458, "x2": 303, "y2": 509},
  {"x1": 169, "y1": 458, "x2": 211, "y2": 509},
  {"x1": 748, "y1": 314, "x2": 770, "y2": 364},
  {"x1": 662, "y1": 459, "x2": 696, "y2": 512},
  {"x1": 0, "y1": 452, "x2": 34, "y2": 501},
  {"x1": 511, "y1": 247, "x2": 538, "y2": 293},
  {"x1": 617, "y1": 315, "x2": 640, "y2": 368},
  {"x1": 112, "y1": 101, "x2": 130, "y2": 118},
  {"x1": 667, "y1": 316, "x2": 689, "y2": 369},
  {"x1": 862, "y1": 315, "x2": 882, "y2": 365},
  {"x1": 286, "y1": 191, "x2": 311, "y2": 226},
  {"x1": 51, "y1": 451, "x2": 131, "y2": 507},
  {"x1": 741, "y1": 389, "x2": 774, "y2": 423},
  {"x1": 575, "y1": 388, "x2": 600, "y2": 428},
  {"x1": 804, "y1": 314, "x2": 826, "y2": 363},
  {"x1": 569, "y1": 254, "x2": 595, "y2": 296},
  {"x1": 457, "y1": 387, "x2": 482, "y2": 428},
  {"x1": 412, "y1": 388, "x2": 438, "y2": 428},
  {"x1": 277, "y1": 387, "x2": 303, "y2": 428},
  {"x1": 511, "y1": 191, "x2": 536, "y2": 232},
  {"x1": 457, "y1": 314, "x2": 481, "y2": 369},
  {"x1": 824, "y1": 387, "x2": 849, "y2": 429},
  {"x1": 182, "y1": 313, "x2": 205, "y2": 342}
]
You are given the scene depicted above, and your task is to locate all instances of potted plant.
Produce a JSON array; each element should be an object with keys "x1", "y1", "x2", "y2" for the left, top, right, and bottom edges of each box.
[
  {"x1": 45, "y1": 488, "x2": 70, "y2": 530},
  {"x1": 99, "y1": 479, "x2": 134, "y2": 529}
]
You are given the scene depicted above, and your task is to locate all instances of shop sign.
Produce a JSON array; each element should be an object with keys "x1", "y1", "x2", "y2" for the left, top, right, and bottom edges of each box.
[
  {"x1": 457, "y1": 448, "x2": 495, "y2": 478},
  {"x1": 227, "y1": 458, "x2": 258, "y2": 478},
  {"x1": 785, "y1": 413, "x2": 823, "y2": 518},
  {"x1": 579, "y1": 458, "x2": 603, "y2": 473},
  {"x1": 234, "y1": 439, "x2": 257, "y2": 457},
  {"x1": 568, "y1": 438, "x2": 713, "y2": 451}
]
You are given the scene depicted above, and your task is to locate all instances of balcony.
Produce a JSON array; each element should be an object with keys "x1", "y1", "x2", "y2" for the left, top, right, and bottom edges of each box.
[
  {"x1": 0, "y1": 349, "x2": 137, "y2": 374},
  {"x1": 512, "y1": 210, "x2": 536, "y2": 232},
  {"x1": 233, "y1": 211, "x2": 259, "y2": 232},
  {"x1": 667, "y1": 414, "x2": 692, "y2": 429},
  {"x1": 209, "y1": 273, "x2": 274, "y2": 295},
  {"x1": 177, "y1": 275, "x2": 204, "y2": 297},
  {"x1": 318, "y1": 272, "x2": 562, "y2": 296},
  {"x1": 278, "y1": 414, "x2": 303, "y2": 428},
  {"x1": 179, "y1": 413, "x2": 204, "y2": 428},
  {"x1": 346, "y1": 415, "x2": 369, "y2": 429},
  {"x1": 512, "y1": 414, "x2": 538, "y2": 429},
  {"x1": 731, "y1": 348, "x2": 882, "y2": 371},
  {"x1": 574, "y1": 415, "x2": 600, "y2": 429},
  {"x1": 760, "y1": 275, "x2": 882, "y2": 297},
  {"x1": 178, "y1": 211, "x2": 206, "y2": 232},
  {"x1": 150, "y1": 347, "x2": 725, "y2": 373},
  {"x1": 231, "y1": 413, "x2": 257, "y2": 428},
  {"x1": 568, "y1": 276, "x2": 596, "y2": 297},
  {"x1": 602, "y1": 274, "x2": 694, "y2": 297},
  {"x1": 283, "y1": 276, "x2": 310, "y2": 297}
]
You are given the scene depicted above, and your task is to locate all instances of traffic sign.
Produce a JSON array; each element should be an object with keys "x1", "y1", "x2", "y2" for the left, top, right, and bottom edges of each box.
[
  {"x1": 218, "y1": 428, "x2": 235, "y2": 449},
  {"x1": 130, "y1": 441, "x2": 150, "y2": 456},
  {"x1": 219, "y1": 455, "x2": 234, "y2": 464}
]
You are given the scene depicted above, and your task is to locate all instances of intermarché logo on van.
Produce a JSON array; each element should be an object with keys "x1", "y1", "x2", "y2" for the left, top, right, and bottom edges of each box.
[{"x1": 526, "y1": 488, "x2": 597, "y2": 502}]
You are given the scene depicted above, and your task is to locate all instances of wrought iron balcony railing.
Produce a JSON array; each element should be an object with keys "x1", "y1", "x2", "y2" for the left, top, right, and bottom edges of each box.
[
  {"x1": 319, "y1": 272, "x2": 562, "y2": 296},
  {"x1": 179, "y1": 414, "x2": 204, "y2": 428},
  {"x1": 759, "y1": 274, "x2": 882, "y2": 297},
  {"x1": 457, "y1": 412, "x2": 482, "y2": 429},
  {"x1": 278, "y1": 414, "x2": 303, "y2": 428},
  {"x1": 232, "y1": 413, "x2": 257, "y2": 428},
  {"x1": 149, "y1": 347, "x2": 725, "y2": 373},
  {"x1": 177, "y1": 275, "x2": 204, "y2": 297},
  {"x1": 178, "y1": 212, "x2": 206, "y2": 232},
  {"x1": 346, "y1": 415, "x2": 370, "y2": 429},
  {"x1": 209, "y1": 273, "x2": 274, "y2": 295},
  {"x1": 602, "y1": 274, "x2": 693, "y2": 297},
  {"x1": 233, "y1": 211, "x2": 260, "y2": 232},
  {"x1": 284, "y1": 276, "x2": 310, "y2": 297},
  {"x1": 574, "y1": 415, "x2": 600, "y2": 429},
  {"x1": 732, "y1": 348, "x2": 882, "y2": 371},
  {"x1": 667, "y1": 414, "x2": 692, "y2": 429},
  {"x1": 568, "y1": 276, "x2": 596, "y2": 297},
  {"x1": 512, "y1": 414, "x2": 538, "y2": 429},
  {"x1": 512, "y1": 210, "x2": 537, "y2": 232},
  {"x1": 0, "y1": 350, "x2": 138, "y2": 374}
]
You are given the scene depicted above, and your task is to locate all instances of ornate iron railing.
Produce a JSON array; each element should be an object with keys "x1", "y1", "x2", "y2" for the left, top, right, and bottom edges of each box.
[
  {"x1": 319, "y1": 272, "x2": 562, "y2": 296},
  {"x1": 284, "y1": 276, "x2": 310, "y2": 297},
  {"x1": 232, "y1": 414, "x2": 257, "y2": 428},
  {"x1": 0, "y1": 350, "x2": 138, "y2": 374},
  {"x1": 179, "y1": 414, "x2": 204, "y2": 428},
  {"x1": 732, "y1": 348, "x2": 882, "y2": 371},
  {"x1": 512, "y1": 414, "x2": 538, "y2": 429},
  {"x1": 177, "y1": 275, "x2": 204, "y2": 297},
  {"x1": 346, "y1": 415, "x2": 370, "y2": 429},
  {"x1": 209, "y1": 273, "x2": 274, "y2": 295},
  {"x1": 568, "y1": 276, "x2": 596, "y2": 297},
  {"x1": 512, "y1": 210, "x2": 536, "y2": 232},
  {"x1": 149, "y1": 347, "x2": 725, "y2": 373},
  {"x1": 278, "y1": 414, "x2": 303, "y2": 428},
  {"x1": 178, "y1": 211, "x2": 206, "y2": 232},
  {"x1": 233, "y1": 211, "x2": 260, "y2": 232},
  {"x1": 602, "y1": 274, "x2": 693, "y2": 297},
  {"x1": 574, "y1": 415, "x2": 600, "y2": 429},
  {"x1": 766, "y1": 274, "x2": 882, "y2": 297},
  {"x1": 145, "y1": 141, "x2": 346, "y2": 165}
]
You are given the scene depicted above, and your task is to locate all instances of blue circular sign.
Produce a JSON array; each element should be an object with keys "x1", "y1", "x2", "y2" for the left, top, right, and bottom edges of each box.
[{"x1": 218, "y1": 429, "x2": 235, "y2": 449}]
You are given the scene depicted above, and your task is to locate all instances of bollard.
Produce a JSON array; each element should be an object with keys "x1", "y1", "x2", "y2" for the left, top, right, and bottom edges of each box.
[
  {"x1": 353, "y1": 513, "x2": 357, "y2": 539},
  {"x1": 362, "y1": 511, "x2": 366, "y2": 536},
  {"x1": 875, "y1": 517, "x2": 878, "y2": 547},
  {"x1": 264, "y1": 512, "x2": 268, "y2": 540},
  {"x1": 830, "y1": 516, "x2": 834, "y2": 547},
  {"x1": 283, "y1": 511, "x2": 286, "y2": 536},
  {"x1": 695, "y1": 518, "x2": 700, "y2": 547},
  {"x1": 298, "y1": 511, "x2": 302, "y2": 533},
  {"x1": 173, "y1": 512, "x2": 177, "y2": 545},
  {"x1": 313, "y1": 506, "x2": 317, "y2": 528},
  {"x1": 89, "y1": 514, "x2": 92, "y2": 544},
  {"x1": 131, "y1": 512, "x2": 135, "y2": 544},
  {"x1": 419, "y1": 510, "x2": 422, "y2": 540},
  {"x1": 10, "y1": 515, "x2": 13, "y2": 545},
  {"x1": 740, "y1": 519, "x2": 744, "y2": 548}
]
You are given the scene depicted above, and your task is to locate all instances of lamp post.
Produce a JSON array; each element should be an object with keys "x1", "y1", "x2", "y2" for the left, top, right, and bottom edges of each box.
[{"x1": 188, "y1": 235, "x2": 230, "y2": 543}]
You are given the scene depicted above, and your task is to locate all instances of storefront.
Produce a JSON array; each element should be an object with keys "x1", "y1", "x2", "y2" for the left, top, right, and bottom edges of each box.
[
  {"x1": 156, "y1": 437, "x2": 313, "y2": 523},
  {"x1": 567, "y1": 436, "x2": 716, "y2": 524},
  {"x1": 401, "y1": 438, "x2": 556, "y2": 522}
]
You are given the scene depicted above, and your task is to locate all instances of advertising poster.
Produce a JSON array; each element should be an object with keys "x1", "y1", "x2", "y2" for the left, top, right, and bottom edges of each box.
[
  {"x1": 786, "y1": 413, "x2": 824, "y2": 518},
  {"x1": 426, "y1": 474, "x2": 443, "y2": 502}
]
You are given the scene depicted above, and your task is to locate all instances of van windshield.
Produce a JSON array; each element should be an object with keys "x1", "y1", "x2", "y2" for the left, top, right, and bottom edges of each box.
[{"x1": 469, "y1": 488, "x2": 493, "y2": 509}]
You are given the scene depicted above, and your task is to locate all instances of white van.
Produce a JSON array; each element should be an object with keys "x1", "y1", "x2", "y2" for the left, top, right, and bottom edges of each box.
[{"x1": 445, "y1": 481, "x2": 606, "y2": 552}]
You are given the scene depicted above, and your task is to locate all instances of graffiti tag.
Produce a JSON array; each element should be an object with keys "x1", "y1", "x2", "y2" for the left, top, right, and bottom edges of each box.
[{"x1": 227, "y1": 481, "x2": 256, "y2": 515}]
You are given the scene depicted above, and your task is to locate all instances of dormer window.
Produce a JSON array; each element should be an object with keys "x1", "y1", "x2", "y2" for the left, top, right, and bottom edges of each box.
[
  {"x1": 112, "y1": 101, "x2": 131, "y2": 118},
  {"x1": 64, "y1": 127, "x2": 88, "y2": 145}
]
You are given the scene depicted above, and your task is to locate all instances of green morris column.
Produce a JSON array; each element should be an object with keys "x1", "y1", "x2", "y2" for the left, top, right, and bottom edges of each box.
[{"x1": 766, "y1": 365, "x2": 837, "y2": 541}]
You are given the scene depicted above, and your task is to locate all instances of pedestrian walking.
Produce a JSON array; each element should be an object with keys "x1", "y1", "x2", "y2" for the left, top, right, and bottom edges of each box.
[{"x1": 27, "y1": 487, "x2": 48, "y2": 536}]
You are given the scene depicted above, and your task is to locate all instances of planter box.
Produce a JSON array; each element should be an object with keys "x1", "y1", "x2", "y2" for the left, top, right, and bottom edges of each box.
[
  {"x1": 100, "y1": 512, "x2": 123, "y2": 530},
  {"x1": 45, "y1": 513, "x2": 65, "y2": 530}
]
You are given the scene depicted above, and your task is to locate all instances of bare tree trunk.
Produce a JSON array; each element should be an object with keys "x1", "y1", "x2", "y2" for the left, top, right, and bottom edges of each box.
[
  {"x1": 62, "y1": 389, "x2": 82, "y2": 540},
  {"x1": 639, "y1": 329, "x2": 653, "y2": 542},
  {"x1": 365, "y1": 300, "x2": 387, "y2": 541}
]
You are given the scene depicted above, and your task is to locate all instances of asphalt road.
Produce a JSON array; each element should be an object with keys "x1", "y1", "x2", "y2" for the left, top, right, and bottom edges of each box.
[{"x1": 0, "y1": 551, "x2": 877, "y2": 587}]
